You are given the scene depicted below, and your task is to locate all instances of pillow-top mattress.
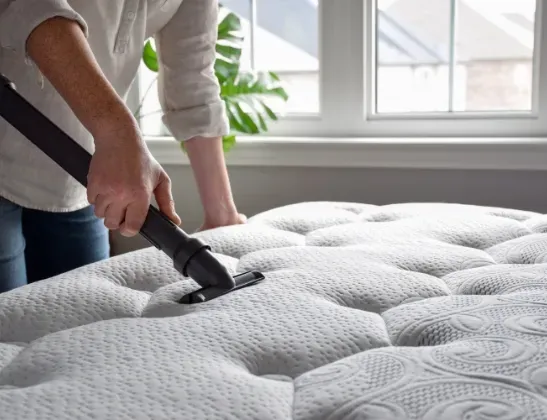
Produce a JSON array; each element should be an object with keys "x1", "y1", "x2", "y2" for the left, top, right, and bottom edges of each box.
[{"x1": 1, "y1": 202, "x2": 547, "y2": 419}]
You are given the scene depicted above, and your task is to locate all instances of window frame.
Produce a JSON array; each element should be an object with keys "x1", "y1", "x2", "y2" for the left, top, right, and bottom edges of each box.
[
  {"x1": 259, "y1": 0, "x2": 547, "y2": 138},
  {"x1": 138, "y1": 0, "x2": 547, "y2": 142}
]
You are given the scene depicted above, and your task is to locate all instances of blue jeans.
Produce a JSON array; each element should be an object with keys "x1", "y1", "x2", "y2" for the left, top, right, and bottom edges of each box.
[{"x1": 0, "y1": 197, "x2": 110, "y2": 293}]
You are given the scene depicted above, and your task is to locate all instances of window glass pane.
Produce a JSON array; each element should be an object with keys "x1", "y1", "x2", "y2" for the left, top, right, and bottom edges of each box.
[
  {"x1": 138, "y1": 1, "x2": 320, "y2": 137},
  {"x1": 220, "y1": 0, "x2": 320, "y2": 114},
  {"x1": 375, "y1": 0, "x2": 451, "y2": 113},
  {"x1": 254, "y1": 0, "x2": 319, "y2": 114},
  {"x1": 454, "y1": 0, "x2": 536, "y2": 112},
  {"x1": 375, "y1": 0, "x2": 537, "y2": 114}
]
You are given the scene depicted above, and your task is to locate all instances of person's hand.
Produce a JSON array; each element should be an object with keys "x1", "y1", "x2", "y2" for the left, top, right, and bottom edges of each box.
[
  {"x1": 87, "y1": 126, "x2": 181, "y2": 237},
  {"x1": 198, "y1": 211, "x2": 247, "y2": 232},
  {"x1": 183, "y1": 136, "x2": 246, "y2": 232}
]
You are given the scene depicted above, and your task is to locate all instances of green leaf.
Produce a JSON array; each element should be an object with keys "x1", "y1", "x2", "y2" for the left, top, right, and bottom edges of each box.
[
  {"x1": 214, "y1": 40, "x2": 241, "y2": 82},
  {"x1": 235, "y1": 102, "x2": 259, "y2": 133},
  {"x1": 218, "y1": 12, "x2": 243, "y2": 41},
  {"x1": 225, "y1": 99, "x2": 252, "y2": 133},
  {"x1": 142, "y1": 40, "x2": 158, "y2": 72},
  {"x1": 216, "y1": 44, "x2": 242, "y2": 63},
  {"x1": 222, "y1": 134, "x2": 236, "y2": 152},
  {"x1": 215, "y1": 57, "x2": 239, "y2": 84},
  {"x1": 219, "y1": 69, "x2": 289, "y2": 135},
  {"x1": 256, "y1": 111, "x2": 267, "y2": 131},
  {"x1": 215, "y1": 10, "x2": 243, "y2": 83},
  {"x1": 261, "y1": 101, "x2": 278, "y2": 121},
  {"x1": 220, "y1": 71, "x2": 288, "y2": 99},
  {"x1": 179, "y1": 135, "x2": 236, "y2": 154}
]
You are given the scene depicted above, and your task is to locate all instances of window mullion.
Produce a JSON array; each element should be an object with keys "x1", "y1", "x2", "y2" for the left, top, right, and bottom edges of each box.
[
  {"x1": 319, "y1": 0, "x2": 365, "y2": 131},
  {"x1": 535, "y1": 0, "x2": 547, "y2": 129},
  {"x1": 448, "y1": 0, "x2": 458, "y2": 112},
  {"x1": 249, "y1": 0, "x2": 257, "y2": 68}
]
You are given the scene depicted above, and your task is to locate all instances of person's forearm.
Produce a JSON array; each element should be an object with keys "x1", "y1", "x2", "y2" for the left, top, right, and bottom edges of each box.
[
  {"x1": 184, "y1": 136, "x2": 238, "y2": 220},
  {"x1": 26, "y1": 16, "x2": 137, "y2": 140}
]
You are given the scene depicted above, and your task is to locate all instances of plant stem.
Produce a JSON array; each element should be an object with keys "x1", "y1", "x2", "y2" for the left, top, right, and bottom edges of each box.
[
  {"x1": 135, "y1": 109, "x2": 163, "y2": 119},
  {"x1": 133, "y1": 75, "x2": 158, "y2": 120}
]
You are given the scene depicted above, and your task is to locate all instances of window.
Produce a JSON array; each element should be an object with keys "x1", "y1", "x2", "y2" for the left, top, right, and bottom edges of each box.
[
  {"x1": 137, "y1": 0, "x2": 546, "y2": 139},
  {"x1": 221, "y1": 0, "x2": 320, "y2": 115},
  {"x1": 375, "y1": 0, "x2": 536, "y2": 113}
]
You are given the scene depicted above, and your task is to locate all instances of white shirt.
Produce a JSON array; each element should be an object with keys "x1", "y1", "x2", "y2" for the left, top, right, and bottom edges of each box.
[{"x1": 0, "y1": 0, "x2": 229, "y2": 212}]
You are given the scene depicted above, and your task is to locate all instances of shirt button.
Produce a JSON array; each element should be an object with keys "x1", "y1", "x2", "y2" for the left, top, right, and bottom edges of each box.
[
  {"x1": 127, "y1": 11, "x2": 135, "y2": 19},
  {"x1": 117, "y1": 39, "x2": 128, "y2": 52}
]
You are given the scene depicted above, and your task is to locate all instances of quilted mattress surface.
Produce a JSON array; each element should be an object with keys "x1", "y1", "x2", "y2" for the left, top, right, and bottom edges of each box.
[{"x1": 1, "y1": 202, "x2": 547, "y2": 420}]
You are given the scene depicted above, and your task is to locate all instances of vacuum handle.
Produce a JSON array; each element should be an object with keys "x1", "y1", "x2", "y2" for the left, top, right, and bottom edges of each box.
[
  {"x1": 0, "y1": 74, "x2": 200, "y2": 262},
  {"x1": 0, "y1": 75, "x2": 91, "y2": 186}
]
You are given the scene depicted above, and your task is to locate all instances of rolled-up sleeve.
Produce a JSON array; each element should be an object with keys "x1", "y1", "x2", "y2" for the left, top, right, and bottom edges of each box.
[
  {"x1": 0, "y1": 0, "x2": 88, "y2": 57},
  {"x1": 154, "y1": 0, "x2": 230, "y2": 142}
]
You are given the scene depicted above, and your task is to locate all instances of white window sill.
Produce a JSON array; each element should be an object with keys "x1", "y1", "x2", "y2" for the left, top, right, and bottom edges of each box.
[{"x1": 145, "y1": 135, "x2": 547, "y2": 171}]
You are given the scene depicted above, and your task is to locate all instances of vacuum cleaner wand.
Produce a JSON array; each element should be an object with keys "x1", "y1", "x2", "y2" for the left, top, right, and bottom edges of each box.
[{"x1": 0, "y1": 74, "x2": 264, "y2": 303}]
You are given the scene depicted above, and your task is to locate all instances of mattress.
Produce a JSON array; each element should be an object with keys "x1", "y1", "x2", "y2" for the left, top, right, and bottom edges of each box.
[{"x1": 1, "y1": 201, "x2": 547, "y2": 420}]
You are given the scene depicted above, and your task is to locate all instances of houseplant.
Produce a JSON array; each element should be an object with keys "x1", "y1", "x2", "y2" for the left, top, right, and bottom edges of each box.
[{"x1": 137, "y1": 8, "x2": 289, "y2": 152}]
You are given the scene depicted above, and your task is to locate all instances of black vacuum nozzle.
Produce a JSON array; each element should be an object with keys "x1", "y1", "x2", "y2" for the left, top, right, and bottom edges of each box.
[
  {"x1": 179, "y1": 271, "x2": 264, "y2": 304},
  {"x1": 0, "y1": 74, "x2": 264, "y2": 303},
  {"x1": 139, "y1": 205, "x2": 236, "y2": 290}
]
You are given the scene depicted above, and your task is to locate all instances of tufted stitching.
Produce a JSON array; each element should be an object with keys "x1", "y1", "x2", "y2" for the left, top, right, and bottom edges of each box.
[{"x1": 1, "y1": 201, "x2": 547, "y2": 419}]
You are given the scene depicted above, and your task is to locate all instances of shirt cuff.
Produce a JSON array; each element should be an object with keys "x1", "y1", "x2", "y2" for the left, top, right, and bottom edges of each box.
[
  {"x1": 0, "y1": 0, "x2": 88, "y2": 56},
  {"x1": 162, "y1": 100, "x2": 231, "y2": 142}
]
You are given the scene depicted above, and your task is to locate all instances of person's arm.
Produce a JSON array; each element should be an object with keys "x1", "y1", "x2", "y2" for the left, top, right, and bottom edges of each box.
[
  {"x1": 0, "y1": 2, "x2": 180, "y2": 234},
  {"x1": 0, "y1": 1, "x2": 125, "y2": 137},
  {"x1": 154, "y1": 0, "x2": 243, "y2": 227},
  {"x1": 184, "y1": 136, "x2": 239, "y2": 224},
  {"x1": 29, "y1": 19, "x2": 137, "y2": 141}
]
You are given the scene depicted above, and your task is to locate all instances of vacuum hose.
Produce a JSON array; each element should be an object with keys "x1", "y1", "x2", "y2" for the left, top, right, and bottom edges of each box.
[{"x1": 0, "y1": 74, "x2": 235, "y2": 290}]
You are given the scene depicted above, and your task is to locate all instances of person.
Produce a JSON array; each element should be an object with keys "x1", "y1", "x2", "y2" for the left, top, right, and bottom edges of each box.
[{"x1": 0, "y1": 0, "x2": 245, "y2": 293}]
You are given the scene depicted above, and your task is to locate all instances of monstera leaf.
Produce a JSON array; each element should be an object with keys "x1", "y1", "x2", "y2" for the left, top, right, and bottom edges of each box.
[
  {"x1": 140, "y1": 8, "x2": 289, "y2": 152},
  {"x1": 223, "y1": 71, "x2": 288, "y2": 134}
]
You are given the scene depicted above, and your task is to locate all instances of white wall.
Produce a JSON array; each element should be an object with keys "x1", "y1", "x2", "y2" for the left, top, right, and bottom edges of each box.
[{"x1": 111, "y1": 164, "x2": 547, "y2": 255}]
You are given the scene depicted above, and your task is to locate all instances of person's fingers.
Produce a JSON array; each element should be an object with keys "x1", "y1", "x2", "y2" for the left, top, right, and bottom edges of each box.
[
  {"x1": 87, "y1": 184, "x2": 99, "y2": 205},
  {"x1": 93, "y1": 194, "x2": 111, "y2": 219},
  {"x1": 103, "y1": 201, "x2": 127, "y2": 230},
  {"x1": 120, "y1": 199, "x2": 149, "y2": 237},
  {"x1": 154, "y1": 174, "x2": 181, "y2": 225}
]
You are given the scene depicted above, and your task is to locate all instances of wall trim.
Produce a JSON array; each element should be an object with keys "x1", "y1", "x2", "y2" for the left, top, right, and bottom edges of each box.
[{"x1": 146, "y1": 136, "x2": 547, "y2": 171}]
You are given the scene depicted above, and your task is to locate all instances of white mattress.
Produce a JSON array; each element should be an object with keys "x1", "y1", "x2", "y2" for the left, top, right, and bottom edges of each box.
[{"x1": 1, "y1": 202, "x2": 547, "y2": 419}]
